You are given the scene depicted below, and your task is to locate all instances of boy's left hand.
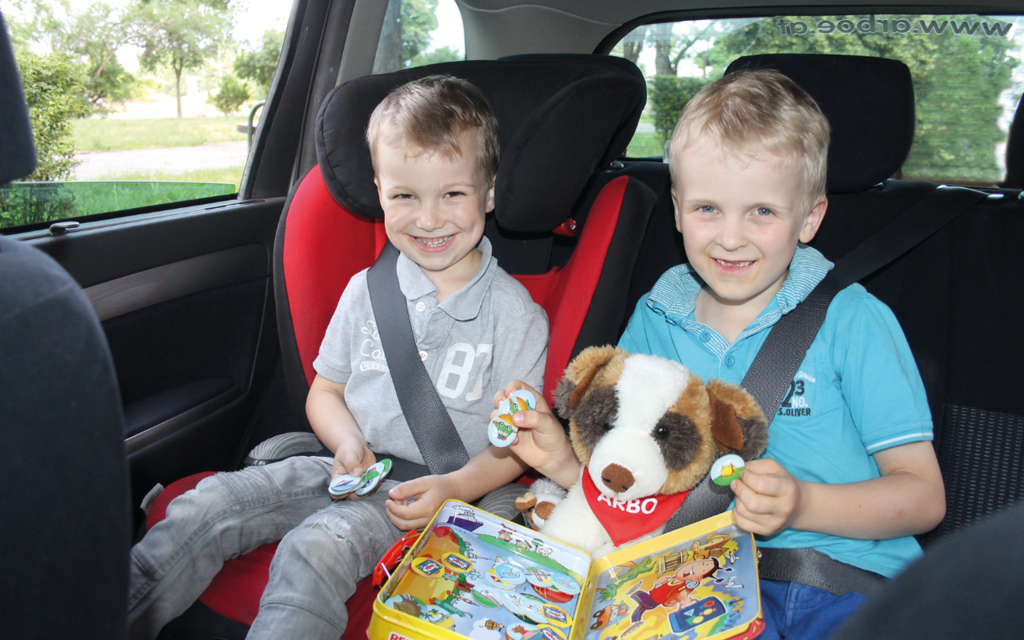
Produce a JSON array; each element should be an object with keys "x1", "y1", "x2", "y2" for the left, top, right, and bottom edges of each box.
[
  {"x1": 730, "y1": 458, "x2": 803, "y2": 536},
  {"x1": 385, "y1": 475, "x2": 459, "y2": 530}
]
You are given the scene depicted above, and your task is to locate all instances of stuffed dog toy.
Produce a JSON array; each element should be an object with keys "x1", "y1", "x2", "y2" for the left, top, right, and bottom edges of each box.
[{"x1": 520, "y1": 346, "x2": 768, "y2": 558}]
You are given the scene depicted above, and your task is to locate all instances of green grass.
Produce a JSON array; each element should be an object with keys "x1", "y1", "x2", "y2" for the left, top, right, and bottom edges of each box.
[
  {"x1": 0, "y1": 167, "x2": 242, "y2": 229},
  {"x1": 91, "y1": 165, "x2": 245, "y2": 189},
  {"x1": 73, "y1": 116, "x2": 248, "y2": 151},
  {"x1": 625, "y1": 131, "x2": 665, "y2": 158}
]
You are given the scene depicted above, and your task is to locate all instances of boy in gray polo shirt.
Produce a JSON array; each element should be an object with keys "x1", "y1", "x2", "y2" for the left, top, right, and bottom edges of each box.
[{"x1": 128, "y1": 76, "x2": 548, "y2": 640}]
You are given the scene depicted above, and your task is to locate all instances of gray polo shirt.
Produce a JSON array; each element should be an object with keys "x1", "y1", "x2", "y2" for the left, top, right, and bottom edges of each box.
[{"x1": 313, "y1": 237, "x2": 549, "y2": 465}]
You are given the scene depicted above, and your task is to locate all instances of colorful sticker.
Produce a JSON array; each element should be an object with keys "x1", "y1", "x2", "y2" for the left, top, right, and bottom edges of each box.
[
  {"x1": 329, "y1": 458, "x2": 393, "y2": 498},
  {"x1": 488, "y1": 390, "x2": 537, "y2": 447},
  {"x1": 505, "y1": 621, "x2": 542, "y2": 640},
  {"x1": 525, "y1": 567, "x2": 555, "y2": 589},
  {"x1": 472, "y1": 588, "x2": 502, "y2": 608},
  {"x1": 711, "y1": 454, "x2": 746, "y2": 486},
  {"x1": 355, "y1": 458, "x2": 393, "y2": 496},
  {"x1": 411, "y1": 557, "x2": 445, "y2": 579},
  {"x1": 549, "y1": 574, "x2": 581, "y2": 595},
  {"x1": 442, "y1": 552, "x2": 473, "y2": 573},
  {"x1": 328, "y1": 474, "x2": 362, "y2": 499},
  {"x1": 537, "y1": 625, "x2": 568, "y2": 640},
  {"x1": 540, "y1": 604, "x2": 572, "y2": 627},
  {"x1": 486, "y1": 562, "x2": 526, "y2": 589}
]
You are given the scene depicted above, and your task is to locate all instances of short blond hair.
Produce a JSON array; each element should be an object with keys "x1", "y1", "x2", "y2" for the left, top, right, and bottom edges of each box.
[
  {"x1": 670, "y1": 69, "x2": 830, "y2": 206},
  {"x1": 366, "y1": 75, "x2": 500, "y2": 181}
]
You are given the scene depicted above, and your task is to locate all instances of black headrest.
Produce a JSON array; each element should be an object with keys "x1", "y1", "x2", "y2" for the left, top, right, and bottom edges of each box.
[
  {"x1": 726, "y1": 54, "x2": 915, "y2": 193},
  {"x1": 315, "y1": 55, "x2": 646, "y2": 232},
  {"x1": 0, "y1": 13, "x2": 36, "y2": 184},
  {"x1": 1007, "y1": 96, "x2": 1024, "y2": 186}
]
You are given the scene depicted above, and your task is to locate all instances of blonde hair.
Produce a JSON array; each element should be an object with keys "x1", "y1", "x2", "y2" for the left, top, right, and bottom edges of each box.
[
  {"x1": 366, "y1": 75, "x2": 500, "y2": 181},
  {"x1": 670, "y1": 69, "x2": 830, "y2": 206}
]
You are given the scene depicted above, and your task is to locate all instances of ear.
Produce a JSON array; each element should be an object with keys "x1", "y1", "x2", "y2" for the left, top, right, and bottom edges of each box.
[
  {"x1": 705, "y1": 384, "x2": 745, "y2": 453},
  {"x1": 705, "y1": 379, "x2": 769, "y2": 459},
  {"x1": 555, "y1": 345, "x2": 622, "y2": 417},
  {"x1": 671, "y1": 184, "x2": 683, "y2": 235},
  {"x1": 485, "y1": 178, "x2": 495, "y2": 213},
  {"x1": 798, "y1": 196, "x2": 828, "y2": 243}
]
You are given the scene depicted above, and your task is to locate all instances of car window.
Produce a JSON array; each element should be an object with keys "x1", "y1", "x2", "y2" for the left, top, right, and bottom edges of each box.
[
  {"x1": 0, "y1": 0, "x2": 291, "y2": 231},
  {"x1": 372, "y1": 0, "x2": 464, "y2": 74},
  {"x1": 610, "y1": 14, "x2": 1024, "y2": 186}
]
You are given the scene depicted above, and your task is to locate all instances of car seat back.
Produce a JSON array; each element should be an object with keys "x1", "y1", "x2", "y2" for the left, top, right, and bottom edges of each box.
[
  {"x1": 277, "y1": 56, "x2": 654, "y2": 419},
  {"x1": 152, "y1": 55, "x2": 657, "y2": 637}
]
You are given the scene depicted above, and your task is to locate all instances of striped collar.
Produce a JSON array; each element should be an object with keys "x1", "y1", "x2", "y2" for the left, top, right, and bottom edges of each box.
[{"x1": 647, "y1": 244, "x2": 833, "y2": 347}]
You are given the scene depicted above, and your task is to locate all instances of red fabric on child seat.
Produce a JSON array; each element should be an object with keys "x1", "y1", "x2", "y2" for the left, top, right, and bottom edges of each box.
[
  {"x1": 282, "y1": 167, "x2": 385, "y2": 386},
  {"x1": 147, "y1": 473, "x2": 279, "y2": 627},
  {"x1": 514, "y1": 176, "x2": 628, "y2": 407}
]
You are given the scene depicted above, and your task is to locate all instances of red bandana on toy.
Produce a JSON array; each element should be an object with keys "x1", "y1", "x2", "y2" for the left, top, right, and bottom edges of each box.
[{"x1": 581, "y1": 467, "x2": 690, "y2": 546}]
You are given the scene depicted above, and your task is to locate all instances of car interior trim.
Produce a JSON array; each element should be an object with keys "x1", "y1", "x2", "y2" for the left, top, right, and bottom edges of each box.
[
  {"x1": 85, "y1": 244, "x2": 268, "y2": 321},
  {"x1": 125, "y1": 386, "x2": 241, "y2": 454}
]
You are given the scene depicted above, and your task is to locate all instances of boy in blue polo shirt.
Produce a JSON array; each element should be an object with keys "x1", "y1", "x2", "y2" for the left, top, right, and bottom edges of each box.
[{"x1": 503, "y1": 69, "x2": 945, "y2": 640}]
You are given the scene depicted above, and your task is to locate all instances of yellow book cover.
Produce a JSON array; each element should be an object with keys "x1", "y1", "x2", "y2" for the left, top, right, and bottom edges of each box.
[{"x1": 369, "y1": 500, "x2": 763, "y2": 640}]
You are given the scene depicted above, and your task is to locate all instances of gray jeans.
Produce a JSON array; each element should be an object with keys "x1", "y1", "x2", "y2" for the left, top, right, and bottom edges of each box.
[{"x1": 127, "y1": 456, "x2": 523, "y2": 640}]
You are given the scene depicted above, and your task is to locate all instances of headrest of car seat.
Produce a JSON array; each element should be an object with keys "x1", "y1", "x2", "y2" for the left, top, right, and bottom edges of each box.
[
  {"x1": 0, "y1": 13, "x2": 36, "y2": 184},
  {"x1": 316, "y1": 56, "x2": 645, "y2": 232},
  {"x1": 726, "y1": 54, "x2": 914, "y2": 193},
  {"x1": 1006, "y1": 96, "x2": 1024, "y2": 187}
]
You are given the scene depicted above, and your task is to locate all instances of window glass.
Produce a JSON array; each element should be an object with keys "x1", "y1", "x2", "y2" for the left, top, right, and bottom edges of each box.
[
  {"x1": 372, "y1": 0, "x2": 465, "y2": 74},
  {"x1": 0, "y1": 0, "x2": 290, "y2": 230},
  {"x1": 611, "y1": 14, "x2": 1024, "y2": 185}
]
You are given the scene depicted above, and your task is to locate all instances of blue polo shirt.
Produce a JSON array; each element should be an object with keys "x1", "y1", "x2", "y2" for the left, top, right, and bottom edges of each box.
[{"x1": 618, "y1": 245, "x2": 932, "y2": 578}]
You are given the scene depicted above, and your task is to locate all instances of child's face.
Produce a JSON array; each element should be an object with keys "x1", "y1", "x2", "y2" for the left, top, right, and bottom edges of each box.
[
  {"x1": 671, "y1": 139, "x2": 826, "y2": 312},
  {"x1": 374, "y1": 128, "x2": 493, "y2": 289}
]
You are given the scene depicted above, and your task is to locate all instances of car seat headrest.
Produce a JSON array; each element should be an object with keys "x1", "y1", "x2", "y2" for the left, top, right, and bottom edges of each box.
[
  {"x1": 315, "y1": 56, "x2": 646, "y2": 232},
  {"x1": 726, "y1": 54, "x2": 915, "y2": 193},
  {"x1": 0, "y1": 13, "x2": 36, "y2": 185},
  {"x1": 1006, "y1": 96, "x2": 1024, "y2": 187}
]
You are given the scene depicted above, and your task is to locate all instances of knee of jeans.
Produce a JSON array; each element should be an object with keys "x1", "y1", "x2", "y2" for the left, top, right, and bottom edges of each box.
[{"x1": 277, "y1": 510, "x2": 374, "y2": 576}]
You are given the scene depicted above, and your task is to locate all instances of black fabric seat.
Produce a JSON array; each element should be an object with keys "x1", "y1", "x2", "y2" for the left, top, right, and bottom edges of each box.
[{"x1": 0, "y1": 12, "x2": 131, "y2": 638}]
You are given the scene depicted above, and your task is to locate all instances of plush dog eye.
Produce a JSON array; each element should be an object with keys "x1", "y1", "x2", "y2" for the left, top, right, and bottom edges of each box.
[
  {"x1": 603, "y1": 422, "x2": 614, "y2": 431},
  {"x1": 653, "y1": 412, "x2": 702, "y2": 471}
]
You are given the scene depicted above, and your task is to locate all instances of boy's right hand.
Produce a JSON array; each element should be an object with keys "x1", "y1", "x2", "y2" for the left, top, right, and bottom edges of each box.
[
  {"x1": 496, "y1": 381, "x2": 580, "y2": 488},
  {"x1": 332, "y1": 438, "x2": 376, "y2": 484}
]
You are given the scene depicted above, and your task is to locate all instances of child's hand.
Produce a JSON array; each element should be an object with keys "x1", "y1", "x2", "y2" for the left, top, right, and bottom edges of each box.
[
  {"x1": 332, "y1": 438, "x2": 375, "y2": 483},
  {"x1": 385, "y1": 475, "x2": 458, "y2": 530},
  {"x1": 495, "y1": 382, "x2": 577, "y2": 482},
  {"x1": 731, "y1": 458, "x2": 803, "y2": 536}
]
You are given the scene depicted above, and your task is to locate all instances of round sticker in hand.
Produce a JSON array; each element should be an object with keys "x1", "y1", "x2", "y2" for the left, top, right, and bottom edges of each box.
[
  {"x1": 488, "y1": 390, "x2": 537, "y2": 448},
  {"x1": 711, "y1": 454, "x2": 746, "y2": 487}
]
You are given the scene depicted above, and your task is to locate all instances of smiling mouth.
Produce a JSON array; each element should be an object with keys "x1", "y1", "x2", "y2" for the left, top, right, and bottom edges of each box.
[
  {"x1": 714, "y1": 258, "x2": 755, "y2": 268},
  {"x1": 415, "y1": 235, "x2": 454, "y2": 248}
]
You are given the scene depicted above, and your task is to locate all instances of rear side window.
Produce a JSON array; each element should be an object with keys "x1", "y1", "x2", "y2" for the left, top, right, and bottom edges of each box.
[
  {"x1": 610, "y1": 14, "x2": 1023, "y2": 186},
  {"x1": 0, "y1": 0, "x2": 290, "y2": 231},
  {"x1": 372, "y1": 0, "x2": 465, "y2": 74}
]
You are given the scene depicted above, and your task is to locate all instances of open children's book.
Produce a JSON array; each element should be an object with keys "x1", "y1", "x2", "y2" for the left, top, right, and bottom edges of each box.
[{"x1": 369, "y1": 500, "x2": 764, "y2": 640}]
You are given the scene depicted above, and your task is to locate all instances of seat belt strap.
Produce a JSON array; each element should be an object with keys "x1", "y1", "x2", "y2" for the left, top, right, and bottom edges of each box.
[
  {"x1": 366, "y1": 242, "x2": 471, "y2": 476},
  {"x1": 664, "y1": 273, "x2": 842, "y2": 531},
  {"x1": 830, "y1": 185, "x2": 988, "y2": 286}
]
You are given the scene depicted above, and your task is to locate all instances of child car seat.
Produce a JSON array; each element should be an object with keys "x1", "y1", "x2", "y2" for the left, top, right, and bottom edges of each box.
[{"x1": 146, "y1": 55, "x2": 656, "y2": 639}]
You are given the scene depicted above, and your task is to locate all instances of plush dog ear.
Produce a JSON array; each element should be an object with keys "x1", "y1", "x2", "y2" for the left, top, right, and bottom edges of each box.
[
  {"x1": 705, "y1": 379, "x2": 769, "y2": 460},
  {"x1": 553, "y1": 345, "x2": 622, "y2": 418}
]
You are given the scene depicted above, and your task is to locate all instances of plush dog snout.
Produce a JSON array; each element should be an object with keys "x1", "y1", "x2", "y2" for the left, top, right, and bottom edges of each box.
[{"x1": 600, "y1": 463, "x2": 634, "y2": 493}]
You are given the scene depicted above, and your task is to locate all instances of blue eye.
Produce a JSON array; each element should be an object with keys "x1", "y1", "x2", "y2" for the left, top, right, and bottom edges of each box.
[
  {"x1": 698, "y1": 205, "x2": 716, "y2": 213},
  {"x1": 755, "y1": 207, "x2": 773, "y2": 216}
]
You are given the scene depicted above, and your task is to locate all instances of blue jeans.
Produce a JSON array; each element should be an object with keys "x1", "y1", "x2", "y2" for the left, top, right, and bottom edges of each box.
[{"x1": 758, "y1": 579, "x2": 868, "y2": 640}]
